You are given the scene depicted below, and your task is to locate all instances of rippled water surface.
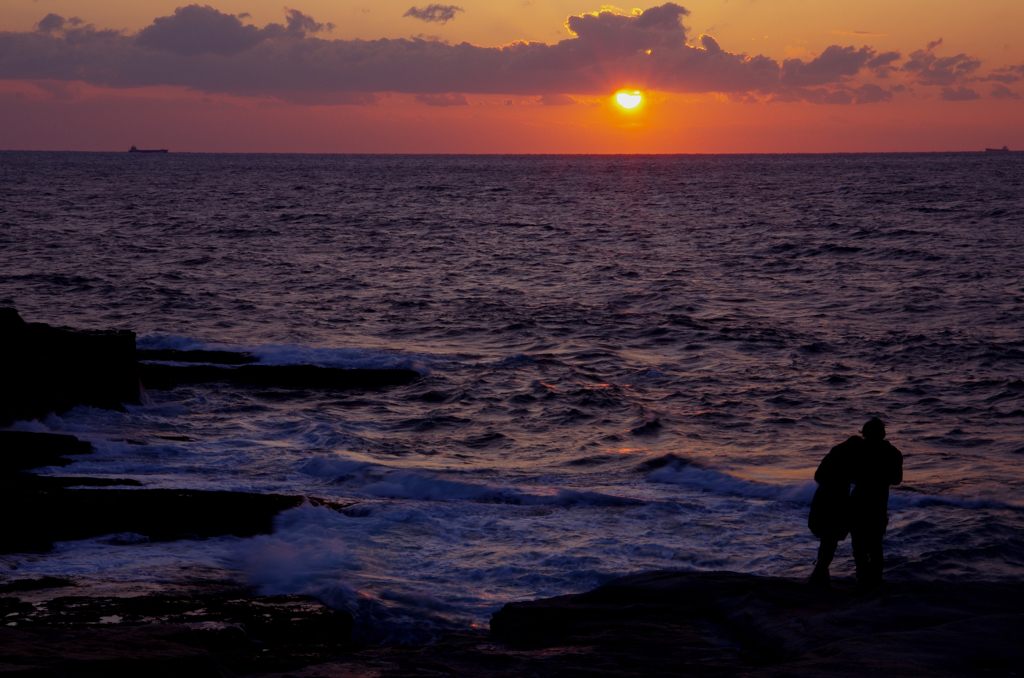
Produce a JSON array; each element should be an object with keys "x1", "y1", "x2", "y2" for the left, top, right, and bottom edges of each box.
[{"x1": 2, "y1": 152, "x2": 1023, "y2": 640}]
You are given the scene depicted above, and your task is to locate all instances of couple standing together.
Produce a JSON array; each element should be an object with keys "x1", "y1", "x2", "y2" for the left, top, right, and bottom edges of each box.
[{"x1": 809, "y1": 417, "x2": 903, "y2": 589}]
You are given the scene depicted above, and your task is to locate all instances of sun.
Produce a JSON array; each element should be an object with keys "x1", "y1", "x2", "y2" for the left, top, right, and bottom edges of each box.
[{"x1": 616, "y1": 91, "x2": 642, "y2": 109}]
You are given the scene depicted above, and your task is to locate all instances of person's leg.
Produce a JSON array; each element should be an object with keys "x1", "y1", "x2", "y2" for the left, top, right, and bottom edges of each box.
[
  {"x1": 867, "y1": 533, "x2": 884, "y2": 584},
  {"x1": 851, "y1": 530, "x2": 871, "y2": 587},
  {"x1": 852, "y1": 529, "x2": 885, "y2": 590},
  {"x1": 810, "y1": 539, "x2": 838, "y2": 587}
]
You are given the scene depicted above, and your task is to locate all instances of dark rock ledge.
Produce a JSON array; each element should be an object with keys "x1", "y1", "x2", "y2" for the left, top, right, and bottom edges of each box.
[
  {"x1": 3, "y1": 570, "x2": 1023, "y2": 677},
  {"x1": 0, "y1": 308, "x2": 140, "y2": 425},
  {"x1": 0, "y1": 429, "x2": 352, "y2": 554},
  {"x1": 1, "y1": 307, "x2": 419, "y2": 425}
]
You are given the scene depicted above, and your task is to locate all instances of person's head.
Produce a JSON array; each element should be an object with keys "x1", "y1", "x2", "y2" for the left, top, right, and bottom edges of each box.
[{"x1": 862, "y1": 417, "x2": 886, "y2": 441}]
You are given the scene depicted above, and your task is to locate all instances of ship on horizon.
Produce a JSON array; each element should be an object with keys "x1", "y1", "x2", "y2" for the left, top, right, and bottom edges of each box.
[
  {"x1": 985, "y1": 146, "x2": 1011, "y2": 153},
  {"x1": 128, "y1": 145, "x2": 168, "y2": 153}
]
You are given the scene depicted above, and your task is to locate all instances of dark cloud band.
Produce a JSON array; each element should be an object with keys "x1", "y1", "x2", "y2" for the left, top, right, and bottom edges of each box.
[{"x1": 0, "y1": 4, "x2": 1006, "y2": 105}]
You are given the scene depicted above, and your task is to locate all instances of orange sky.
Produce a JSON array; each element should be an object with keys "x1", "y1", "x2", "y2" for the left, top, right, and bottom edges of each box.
[{"x1": 1, "y1": 0, "x2": 1021, "y2": 152}]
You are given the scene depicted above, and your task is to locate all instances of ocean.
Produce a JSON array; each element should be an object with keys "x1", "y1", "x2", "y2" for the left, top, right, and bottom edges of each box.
[{"x1": 2, "y1": 151, "x2": 1023, "y2": 642}]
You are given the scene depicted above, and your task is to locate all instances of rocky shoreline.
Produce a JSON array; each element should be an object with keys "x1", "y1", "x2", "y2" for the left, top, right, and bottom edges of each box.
[
  {"x1": 0, "y1": 308, "x2": 395, "y2": 674},
  {"x1": 3, "y1": 570, "x2": 1023, "y2": 677},
  {"x1": 2, "y1": 309, "x2": 1022, "y2": 676}
]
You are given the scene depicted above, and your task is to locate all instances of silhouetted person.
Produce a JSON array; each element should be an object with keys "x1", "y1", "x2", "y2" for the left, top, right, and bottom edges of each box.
[{"x1": 808, "y1": 417, "x2": 902, "y2": 589}]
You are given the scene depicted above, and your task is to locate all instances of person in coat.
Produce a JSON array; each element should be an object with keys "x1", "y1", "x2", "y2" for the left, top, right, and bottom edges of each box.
[{"x1": 808, "y1": 417, "x2": 902, "y2": 589}]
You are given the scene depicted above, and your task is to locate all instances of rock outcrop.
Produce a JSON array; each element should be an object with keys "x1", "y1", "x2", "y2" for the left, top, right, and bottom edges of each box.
[
  {"x1": 0, "y1": 308, "x2": 140, "y2": 424},
  {"x1": 1, "y1": 480, "x2": 343, "y2": 553},
  {"x1": 0, "y1": 309, "x2": 420, "y2": 425},
  {"x1": 488, "y1": 570, "x2": 1024, "y2": 677},
  {"x1": 0, "y1": 430, "x2": 352, "y2": 553},
  {"x1": 0, "y1": 430, "x2": 92, "y2": 473}
]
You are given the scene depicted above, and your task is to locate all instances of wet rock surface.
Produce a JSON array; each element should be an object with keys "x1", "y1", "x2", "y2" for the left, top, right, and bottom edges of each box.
[
  {"x1": 0, "y1": 584, "x2": 353, "y2": 677},
  {"x1": 0, "y1": 624, "x2": 227, "y2": 677}
]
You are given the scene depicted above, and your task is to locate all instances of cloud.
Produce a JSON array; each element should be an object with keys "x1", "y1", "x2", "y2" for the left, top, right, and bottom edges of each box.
[
  {"x1": 770, "y1": 81, "x2": 892, "y2": 105},
  {"x1": 404, "y1": 5, "x2": 464, "y2": 24},
  {"x1": 985, "y1": 63, "x2": 1024, "y2": 84},
  {"x1": 831, "y1": 30, "x2": 887, "y2": 37},
  {"x1": 854, "y1": 83, "x2": 892, "y2": 104},
  {"x1": 135, "y1": 5, "x2": 331, "y2": 57},
  {"x1": 36, "y1": 14, "x2": 82, "y2": 34},
  {"x1": 903, "y1": 40, "x2": 980, "y2": 86},
  {"x1": 33, "y1": 79, "x2": 78, "y2": 101},
  {"x1": 990, "y1": 83, "x2": 1020, "y2": 100},
  {"x1": 940, "y1": 86, "x2": 980, "y2": 101},
  {"x1": 781, "y1": 45, "x2": 875, "y2": 86},
  {"x1": 415, "y1": 92, "x2": 468, "y2": 105},
  {"x1": 284, "y1": 91, "x2": 379, "y2": 105},
  {"x1": 0, "y1": 4, "x2": 960, "y2": 106},
  {"x1": 866, "y1": 51, "x2": 900, "y2": 69},
  {"x1": 774, "y1": 87, "x2": 853, "y2": 105},
  {"x1": 136, "y1": 5, "x2": 273, "y2": 56},
  {"x1": 284, "y1": 8, "x2": 333, "y2": 36},
  {"x1": 866, "y1": 50, "x2": 900, "y2": 78},
  {"x1": 699, "y1": 34, "x2": 721, "y2": 53},
  {"x1": 565, "y1": 3, "x2": 689, "y2": 44},
  {"x1": 538, "y1": 93, "x2": 576, "y2": 105}
]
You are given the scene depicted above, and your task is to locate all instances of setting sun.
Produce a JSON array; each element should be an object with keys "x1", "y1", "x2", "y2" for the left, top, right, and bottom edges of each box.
[{"x1": 616, "y1": 91, "x2": 642, "y2": 109}]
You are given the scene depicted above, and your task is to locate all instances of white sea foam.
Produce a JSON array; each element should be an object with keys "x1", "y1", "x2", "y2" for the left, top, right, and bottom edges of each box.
[
  {"x1": 362, "y1": 471, "x2": 643, "y2": 506},
  {"x1": 301, "y1": 456, "x2": 642, "y2": 506},
  {"x1": 888, "y1": 492, "x2": 1023, "y2": 512},
  {"x1": 233, "y1": 502, "x2": 362, "y2": 596},
  {"x1": 249, "y1": 344, "x2": 431, "y2": 375},
  {"x1": 647, "y1": 460, "x2": 1023, "y2": 513},
  {"x1": 137, "y1": 334, "x2": 432, "y2": 374},
  {"x1": 299, "y1": 456, "x2": 387, "y2": 483},
  {"x1": 228, "y1": 502, "x2": 470, "y2": 642},
  {"x1": 647, "y1": 463, "x2": 819, "y2": 504},
  {"x1": 225, "y1": 500, "x2": 660, "y2": 642}
]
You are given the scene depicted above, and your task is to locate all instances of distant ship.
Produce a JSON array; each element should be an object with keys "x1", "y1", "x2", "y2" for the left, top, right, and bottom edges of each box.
[
  {"x1": 985, "y1": 146, "x2": 1011, "y2": 153},
  {"x1": 128, "y1": 145, "x2": 168, "y2": 153}
]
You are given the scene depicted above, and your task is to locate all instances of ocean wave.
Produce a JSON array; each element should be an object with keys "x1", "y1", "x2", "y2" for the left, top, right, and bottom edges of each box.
[
  {"x1": 228, "y1": 503, "x2": 470, "y2": 644},
  {"x1": 643, "y1": 455, "x2": 818, "y2": 504},
  {"x1": 299, "y1": 456, "x2": 387, "y2": 484},
  {"x1": 136, "y1": 333, "x2": 216, "y2": 352},
  {"x1": 137, "y1": 334, "x2": 432, "y2": 374},
  {"x1": 643, "y1": 455, "x2": 1024, "y2": 512},
  {"x1": 301, "y1": 456, "x2": 642, "y2": 507},
  {"x1": 888, "y1": 492, "x2": 1024, "y2": 512}
]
